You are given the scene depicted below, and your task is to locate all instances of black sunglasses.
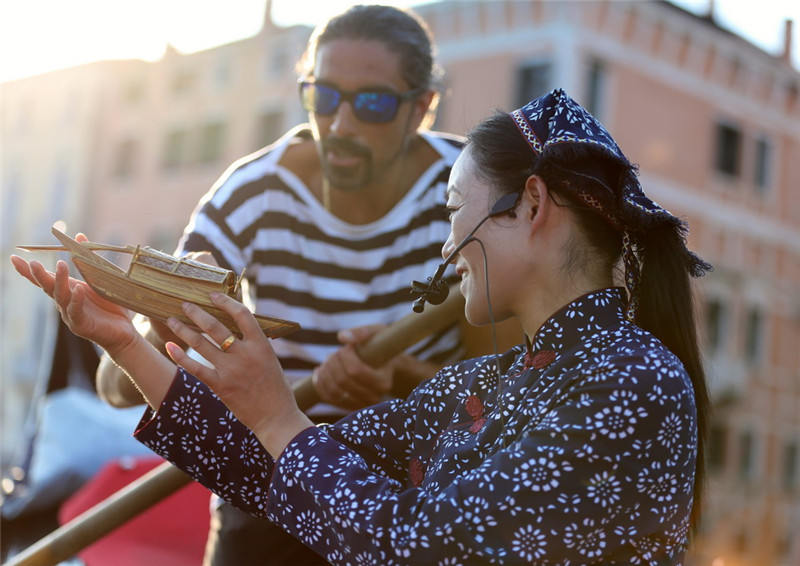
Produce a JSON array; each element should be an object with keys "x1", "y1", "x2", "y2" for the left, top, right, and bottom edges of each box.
[{"x1": 299, "y1": 81, "x2": 423, "y2": 124}]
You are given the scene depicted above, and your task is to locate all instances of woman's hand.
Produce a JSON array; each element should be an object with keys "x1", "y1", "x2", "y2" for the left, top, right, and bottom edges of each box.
[
  {"x1": 164, "y1": 292, "x2": 313, "y2": 457},
  {"x1": 312, "y1": 325, "x2": 393, "y2": 410},
  {"x1": 10, "y1": 238, "x2": 137, "y2": 355}
]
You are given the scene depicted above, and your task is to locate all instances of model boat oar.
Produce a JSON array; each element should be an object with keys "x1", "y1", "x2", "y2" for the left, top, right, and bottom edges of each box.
[{"x1": 4, "y1": 285, "x2": 464, "y2": 566}]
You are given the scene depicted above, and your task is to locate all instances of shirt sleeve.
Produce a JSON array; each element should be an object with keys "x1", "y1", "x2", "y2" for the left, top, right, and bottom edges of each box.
[{"x1": 134, "y1": 369, "x2": 276, "y2": 511}]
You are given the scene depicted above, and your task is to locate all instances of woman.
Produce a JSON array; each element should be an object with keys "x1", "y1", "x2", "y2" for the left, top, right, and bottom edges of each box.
[{"x1": 12, "y1": 89, "x2": 711, "y2": 564}]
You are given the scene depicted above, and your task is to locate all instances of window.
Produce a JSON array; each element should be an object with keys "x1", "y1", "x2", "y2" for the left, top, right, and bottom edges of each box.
[
  {"x1": 163, "y1": 129, "x2": 187, "y2": 169},
  {"x1": 753, "y1": 136, "x2": 771, "y2": 192},
  {"x1": 714, "y1": 122, "x2": 742, "y2": 177},
  {"x1": 173, "y1": 69, "x2": 196, "y2": 94},
  {"x1": 254, "y1": 111, "x2": 284, "y2": 150},
  {"x1": 585, "y1": 58, "x2": 606, "y2": 117},
  {"x1": 114, "y1": 139, "x2": 138, "y2": 179},
  {"x1": 783, "y1": 440, "x2": 798, "y2": 490},
  {"x1": 214, "y1": 55, "x2": 233, "y2": 87},
  {"x1": 743, "y1": 306, "x2": 764, "y2": 365},
  {"x1": 705, "y1": 298, "x2": 727, "y2": 352},
  {"x1": 708, "y1": 422, "x2": 727, "y2": 471},
  {"x1": 124, "y1": 79, "x2": 145, "y2": 104},
  {"x1": 516, "y1": 62, "x2": 552, "y2": 107},
  {"x1": 268, "y1": 47, "x2": 290, "y2": 78},
  {"x1": 197, "y1": 121, "x2": 226, "y2": 164},
  {"x1": 738, "y1": 430, "x2": 754, "y2": 480}
]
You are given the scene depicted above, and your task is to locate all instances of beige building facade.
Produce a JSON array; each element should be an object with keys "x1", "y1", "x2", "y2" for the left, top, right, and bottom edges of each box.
[{"x1": 2, "y1": 1, "x2": 798, "y2": 563}]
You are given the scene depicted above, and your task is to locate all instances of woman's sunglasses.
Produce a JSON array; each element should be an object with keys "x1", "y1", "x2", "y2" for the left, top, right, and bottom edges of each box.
[{"x1": 299, "y1": 81, "x2": 423, "y2": 124}]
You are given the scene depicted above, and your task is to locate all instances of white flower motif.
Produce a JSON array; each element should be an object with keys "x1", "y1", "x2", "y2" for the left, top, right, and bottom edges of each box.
[
  {"x1": 637, "y1": 464, "x2": 679, "y2": 502},
  {"x1": 511, "y1": 524, "x2": 547, "y2": 560},
  {"x1": 514, "y1": 457, "x2": 573, "y2": 492},
  {"x1": 390, "y1": 522, "x2": 430, "y2": 558},
  {"x1": 657, "y1": 413, "x2": 683, "y2": 450},
  {"x1": 587, "y1": 469, "x2": 622, "y2": 508},
  {"x1": 171, "y1": 395, "x2": 202, "y2": 426},
  {"x1": 590, "y1": 404, "x2": 647, "y2": 439},
  {"x1": 295, "y1": 510, "x2": 323, "y2": 544}
]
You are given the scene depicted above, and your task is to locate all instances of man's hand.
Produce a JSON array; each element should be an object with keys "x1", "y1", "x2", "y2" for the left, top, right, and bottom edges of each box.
[{"x1": 311, "y1": 325, "x2": 395, "y2": 410}]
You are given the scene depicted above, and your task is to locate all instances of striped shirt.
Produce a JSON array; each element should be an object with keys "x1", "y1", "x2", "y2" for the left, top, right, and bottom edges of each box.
[{"x1": 177, "y1": 126, "x2": 464, "y2": 416}]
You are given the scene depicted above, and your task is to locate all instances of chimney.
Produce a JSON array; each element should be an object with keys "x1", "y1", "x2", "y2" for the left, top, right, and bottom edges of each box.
[
  {"x1": 782, "y1": 18, "x2": 794, "y2": 65},
  {"x1": 263, "y1": 0, "x2": 274, "y2": 30},
  {"x1": 706, "y1": 0, "x2": 715, "y2": 22}
]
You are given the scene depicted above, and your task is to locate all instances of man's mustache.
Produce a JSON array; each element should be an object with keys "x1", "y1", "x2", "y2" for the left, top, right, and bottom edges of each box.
[{"x1": 322, "y1": 137, "x2": 371, "y2": 160}]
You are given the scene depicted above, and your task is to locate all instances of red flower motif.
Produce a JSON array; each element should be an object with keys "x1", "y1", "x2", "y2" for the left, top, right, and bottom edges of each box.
[
  {"x1": 465, "y1": 395, "x2": 484, "y2": 419},
  {"x1": 525, "y1": 349, "x2": 556, "y2": 370},
  {"x1": 470, "y1": 417, "x2": 487, "y2": 434},
  {"x1": 409, "y1": 457, "x2": 426, "y2": 487},
  {"x1": 465, "y1": 395, "x2": 486, "y2": 433}
]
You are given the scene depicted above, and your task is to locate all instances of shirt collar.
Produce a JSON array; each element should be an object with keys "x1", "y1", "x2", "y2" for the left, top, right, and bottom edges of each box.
[{"x1": 527, "y1": 287, "x2": 628, "y2": 358}]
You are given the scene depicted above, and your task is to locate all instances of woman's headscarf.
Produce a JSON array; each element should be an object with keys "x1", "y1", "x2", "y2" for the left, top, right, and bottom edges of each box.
[{"x1": 511, "y1": 89, "x2": 712, "y2": 321}]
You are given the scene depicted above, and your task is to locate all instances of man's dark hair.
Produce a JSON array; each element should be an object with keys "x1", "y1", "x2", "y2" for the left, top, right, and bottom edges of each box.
[{"x1": 298, "y1": 4, "x2": 440, "y2": 91}]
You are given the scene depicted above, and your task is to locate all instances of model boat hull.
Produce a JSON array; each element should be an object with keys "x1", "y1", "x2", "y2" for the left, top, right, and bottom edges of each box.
[
  {"x1": 72, "y1": 257, "x2": 299, "y2": 338},
  {"x1": 22, "y1": 228, "x2": 300, "y2": 339}
]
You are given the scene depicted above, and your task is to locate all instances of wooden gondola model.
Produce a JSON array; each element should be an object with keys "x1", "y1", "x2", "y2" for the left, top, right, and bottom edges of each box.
[{"x1": 18, "y1": 227, "x2": 300, "y2": 339}]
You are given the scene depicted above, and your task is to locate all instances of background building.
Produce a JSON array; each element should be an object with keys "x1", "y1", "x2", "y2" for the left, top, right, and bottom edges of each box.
[{"x1": 2, "y1": 1, "x2": 798, "y2": 564}]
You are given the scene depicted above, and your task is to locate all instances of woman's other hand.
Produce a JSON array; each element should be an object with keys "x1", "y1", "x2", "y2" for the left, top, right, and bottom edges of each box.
[{"x1": 164, "y1": 292, "x2": 313, "y2": 457}]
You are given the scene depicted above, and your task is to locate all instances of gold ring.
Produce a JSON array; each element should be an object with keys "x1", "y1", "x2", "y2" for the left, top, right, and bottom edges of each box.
[{"x1": 220, "y1": 335, "x2": 236, "y2": 352}]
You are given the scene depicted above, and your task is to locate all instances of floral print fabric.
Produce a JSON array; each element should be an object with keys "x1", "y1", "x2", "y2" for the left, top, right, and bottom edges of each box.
[{"x1": 135, "y1": 288, "x2": 696, "y2": 565}]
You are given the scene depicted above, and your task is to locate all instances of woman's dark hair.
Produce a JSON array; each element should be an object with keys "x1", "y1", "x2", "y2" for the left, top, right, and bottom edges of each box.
[
  {"x1": 467, "y1": 111, "x2": 709, "y2": 534},
  {"x1": 297, "y1": 5, "x2": 441, "y2": 92}
]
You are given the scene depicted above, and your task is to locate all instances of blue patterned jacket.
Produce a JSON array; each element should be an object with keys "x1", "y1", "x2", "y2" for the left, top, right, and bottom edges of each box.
[{"x1": 135, "y1": 288, "x2": 697, "y2": 565}]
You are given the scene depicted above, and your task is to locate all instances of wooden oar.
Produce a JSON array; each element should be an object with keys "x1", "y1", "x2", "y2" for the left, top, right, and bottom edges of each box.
[{"x1": 4, "y1": 287, "x2": 464, "y2": 566}]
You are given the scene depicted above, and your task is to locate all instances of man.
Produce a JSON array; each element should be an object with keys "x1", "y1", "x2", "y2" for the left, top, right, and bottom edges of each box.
[{"x1": 96, "y1": 5, "x2": 516, "y2": 564}]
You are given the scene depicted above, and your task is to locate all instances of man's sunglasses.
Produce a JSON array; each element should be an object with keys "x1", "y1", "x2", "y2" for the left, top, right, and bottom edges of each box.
[{"x1": 299, "y1": 81, "x2": 423, "y2": 124}]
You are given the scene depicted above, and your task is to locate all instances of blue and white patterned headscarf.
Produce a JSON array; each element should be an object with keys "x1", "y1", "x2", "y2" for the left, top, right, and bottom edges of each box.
[{"x1": 511, "y1": 88, "x2": 711, "y2": 321}]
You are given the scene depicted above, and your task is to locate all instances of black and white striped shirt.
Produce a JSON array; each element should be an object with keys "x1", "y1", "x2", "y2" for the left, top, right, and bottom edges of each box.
[{"x1": 177, "y1": 126, "x2": 463, "y2": 415}]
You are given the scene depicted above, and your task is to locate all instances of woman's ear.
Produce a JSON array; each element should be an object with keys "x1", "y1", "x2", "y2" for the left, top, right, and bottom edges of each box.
[{"x1": 522, "y1": 174, "x2": 548, "y2": 228}]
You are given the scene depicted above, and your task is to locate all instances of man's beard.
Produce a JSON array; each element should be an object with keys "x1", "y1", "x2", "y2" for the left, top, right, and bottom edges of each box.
[{"x1": 320, "y1": 136, "x2": 374, "y2": 192}]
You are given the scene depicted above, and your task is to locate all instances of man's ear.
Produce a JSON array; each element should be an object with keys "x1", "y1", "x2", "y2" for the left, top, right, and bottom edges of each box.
[{"x1": 410, "y1": 89, "x2": 437, "y2": 131}]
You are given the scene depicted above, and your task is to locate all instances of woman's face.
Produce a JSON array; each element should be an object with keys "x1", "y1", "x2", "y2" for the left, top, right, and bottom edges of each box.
[{"x1": 443, "y1": 148, "x2": 520, "y2": 325}]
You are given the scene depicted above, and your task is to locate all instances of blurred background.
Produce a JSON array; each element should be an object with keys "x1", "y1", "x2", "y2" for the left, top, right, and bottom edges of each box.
[{"x1": 1, "y1": 1, "x2": 798, "y2": 564}]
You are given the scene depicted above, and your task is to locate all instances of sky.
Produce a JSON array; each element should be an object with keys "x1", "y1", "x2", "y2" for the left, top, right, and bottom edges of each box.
[{"x1": 0, "y1": 0, "x2": 798, "y2": 83}]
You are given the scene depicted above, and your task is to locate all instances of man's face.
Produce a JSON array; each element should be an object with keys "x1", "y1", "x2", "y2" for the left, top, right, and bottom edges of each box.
[{"x1": 308, "y1": 38, "x2": 426, "y2": 192}]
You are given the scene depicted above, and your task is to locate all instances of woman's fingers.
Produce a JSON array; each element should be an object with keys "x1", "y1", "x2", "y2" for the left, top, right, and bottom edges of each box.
[
  {"x1": 164, "y1": 342, "x2": 217, "y2": 384},
  {"x1": 10, "y1": 256, "x2": 35, "y2": 285},
  {"x1": 51, "y1": 261, "x2": 72, "y2": 308},
  {"x1": 166, "y1": 311, "x2": 222, "y2": 363},
  {"x1": 209, "y1": 292, "x2": 262, "y2": 338},
  {"x1": 25, "y1": 259, "x2": 57, "y2": 295}
]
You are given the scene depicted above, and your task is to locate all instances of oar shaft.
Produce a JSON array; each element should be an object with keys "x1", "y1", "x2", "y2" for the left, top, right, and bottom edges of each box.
[{"x1": 3, "y1": 464, "x2": 191, "y2": 566}]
